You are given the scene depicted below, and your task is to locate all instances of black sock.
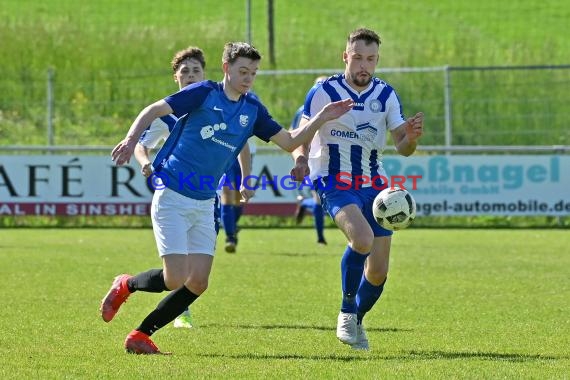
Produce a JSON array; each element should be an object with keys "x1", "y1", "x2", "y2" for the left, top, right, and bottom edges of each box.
[
  {"x1": 137, "y1": 286, "x2": 199, "y2": 336},
  {"x1": 126, "y1": 269, "x2": 169, "y2": 293}
]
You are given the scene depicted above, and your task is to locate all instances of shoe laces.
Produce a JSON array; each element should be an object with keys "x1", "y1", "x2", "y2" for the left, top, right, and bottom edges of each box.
[{"x1": 340, "y1": 313, "x2": 356, "y2": 328}]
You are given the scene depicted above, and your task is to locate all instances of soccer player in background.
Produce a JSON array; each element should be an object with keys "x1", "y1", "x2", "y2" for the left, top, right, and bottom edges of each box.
[
  {"x1": 290, "y1": 28, "x2": 424, "y2": 350},
  {"x1": 105, "y1": 41, "x2": 354, "y2": 354},
  {"x1": 220, "y1": 140, "x2": 255, "y2": 253},
  {"x1": 290, "y1": 76, "x2": 329, "y2": 245}
]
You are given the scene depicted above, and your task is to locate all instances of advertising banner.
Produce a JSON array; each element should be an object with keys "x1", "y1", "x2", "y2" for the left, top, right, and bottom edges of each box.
[{"x1": 0, "y1": 154, "x2": 568, "y2": 216}]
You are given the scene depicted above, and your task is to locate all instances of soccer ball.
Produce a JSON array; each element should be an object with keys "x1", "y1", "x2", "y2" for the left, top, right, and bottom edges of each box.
[{"x1": 372, "y1": 187, "x2": 416, "y2": 231}]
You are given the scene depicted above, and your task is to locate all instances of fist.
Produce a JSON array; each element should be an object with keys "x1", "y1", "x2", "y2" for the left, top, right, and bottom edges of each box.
[{"x1": 290, "y1": 162, "x2": 309, "y2": 181}]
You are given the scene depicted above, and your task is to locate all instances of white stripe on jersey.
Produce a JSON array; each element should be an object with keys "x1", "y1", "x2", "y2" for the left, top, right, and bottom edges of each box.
[
  {"x1": 305, "y1": 74, "x2": 406, "y2": 184},
  {"x1": 138, "y1": 118, "x2": 172, "y2": 149}
]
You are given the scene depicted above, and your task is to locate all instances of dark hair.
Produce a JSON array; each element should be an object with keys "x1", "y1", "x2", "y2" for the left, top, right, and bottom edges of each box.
[
  {"x1": 347, "y1": 28, "x2": 381, "y2": 46},
  {"x1": 171, "y1": 46, "x2": 206, "y2": 72},
  {"x1": 222, "y1": 42, "x2": 262, "y2": 64}
]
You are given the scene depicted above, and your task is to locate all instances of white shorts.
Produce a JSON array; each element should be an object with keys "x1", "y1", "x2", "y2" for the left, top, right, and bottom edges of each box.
[{"x1": 151, "y1": 187, "x2": 217, "y2": 256}]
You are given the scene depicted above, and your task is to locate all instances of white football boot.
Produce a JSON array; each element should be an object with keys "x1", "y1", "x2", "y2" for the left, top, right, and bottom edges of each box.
[
  {"x1": 351, "y1": 324, "x2": 370, "y2": 351},
  {"x1": 336, "y1": 312, "x2": 358, "y2": 345}
]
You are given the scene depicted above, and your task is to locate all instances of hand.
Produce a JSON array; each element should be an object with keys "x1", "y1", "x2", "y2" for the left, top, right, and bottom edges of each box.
[
  {"x1": 111, "y1": 138, "x2": 137, "y2": 165},
  {"x1": 141, "y1": 162, "x2": 153, "y2": 177},
  {"x1": 290, "y1": 161, "x2": 310, "y2": 181},
  {"x1": 239, "y1": 186, "x2": 255, "y2": 203},
  {"x1": 404, "y1": 112, "x2": 424, "y2": 143},
  {"x1": 318, "y1": 98, "x2": 354, "y2": 122}
]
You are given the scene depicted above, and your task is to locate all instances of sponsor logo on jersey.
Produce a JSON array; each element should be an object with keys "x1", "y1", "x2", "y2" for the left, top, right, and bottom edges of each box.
[
  {"x1": 200, "y1": 122, "x2": 237, "y2": 152},
  {"x1": 355, "y1": 122, "x2": 377, "y2": 133},
  {"x1": 330, "y1": 129, "x2": 359, "y2": 139},
  {"x1": 200, "y1": 123, "x2": 227, "y2": 139}
]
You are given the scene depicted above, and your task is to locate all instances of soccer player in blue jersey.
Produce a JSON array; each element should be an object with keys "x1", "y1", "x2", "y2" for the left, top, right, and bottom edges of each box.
[
  {"x1": 128, "y1": 46, "x2": 208, "y2": 330},
  {"x1": 106, "y1": 41, "x2": 354, "y2": 354},
  {"x1": 103, "y1": 46, "x2": 252, "y2": 331},
  {"x1": 291, "y1": 28, "x2": 424, "y2": 351},
  {"x1": 220, "y1": 140, "x2": 254, "y2": 253},
  {"x1": 290, "y1": 76, "x2": 329, "y2": 245}
]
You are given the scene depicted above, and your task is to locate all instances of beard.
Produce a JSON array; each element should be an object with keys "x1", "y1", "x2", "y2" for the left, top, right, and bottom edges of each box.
[{"x1": 349, "y1": 71, "x2": 372, "y2": 88}]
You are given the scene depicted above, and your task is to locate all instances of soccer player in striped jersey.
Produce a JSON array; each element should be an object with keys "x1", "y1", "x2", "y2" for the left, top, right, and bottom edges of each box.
[
  {"x1": 106, "y1": 42, "x2": 354, "y2": 354},
  {"x1": 291, "y1": 28, "x2": 424, "y2": 350}
]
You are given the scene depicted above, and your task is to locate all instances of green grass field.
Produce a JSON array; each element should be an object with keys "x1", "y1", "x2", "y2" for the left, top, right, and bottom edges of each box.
[{"x1": 1, "y1": 228, "x2": 568, "y2": 379}]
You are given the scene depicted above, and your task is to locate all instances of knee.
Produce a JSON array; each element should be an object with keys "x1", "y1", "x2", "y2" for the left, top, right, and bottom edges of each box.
[
  {"x1": 185, "y1": 277, "x2": 209, "y2": 295},
  {"x1": 351, "y1": 234, "x2": 374, "y2": 254},
  {"x1": 164, "y1": 276, "x2": 186, "y2": 291},
  {"x1": 365, "y1": 271, "x2": 387, "y2": 286}
]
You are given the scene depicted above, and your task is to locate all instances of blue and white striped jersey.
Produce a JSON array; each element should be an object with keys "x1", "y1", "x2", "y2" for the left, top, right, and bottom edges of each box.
[
  {"x1": 302, "y1": 74, "x2": 406, "y2": 185},
  {"x1": 153, "y1": 80, "x2": 282, "y2": 200},
  {"x1": 290, "y1": 105, "x2": 304, "y2": 130},
  {"x1": 138, "y1": 114, "x2": 178, "y2": 149}
]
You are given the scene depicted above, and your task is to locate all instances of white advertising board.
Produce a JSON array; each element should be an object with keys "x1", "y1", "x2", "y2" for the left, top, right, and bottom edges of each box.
[{"x1": 0, "y1": 154, "x2": 568, "y2": 216}]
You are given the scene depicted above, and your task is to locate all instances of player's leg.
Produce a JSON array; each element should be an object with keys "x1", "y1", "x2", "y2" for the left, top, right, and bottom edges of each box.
[
  {"x1": 314, "y1": 182, "x2": 371, "y2": 345},
  {"x1": 126, "y1": 256, "x2": 213, "y2": 354},
  {"x1": 351, "y1": 188, "x2": 394, "y2": 350},
  {"x1": 294, "y1": 195, "x2": 308, "y2": 224},
  {"x1": 333, "y1": 204, "x2": 374, "y2": 345},
  {"x1": 100, "y1": 188, "x2": 189, "y2": 323},
  {"x1": 124, "y1": 196, "x2": 216, "y2": 354},
  {"x1": 162, "y1": 255, "x2": 194, "y2": 328},
  {"x1": 221, "y1": 186, "x2": 238, "y2": 252},
  {"x1": 350, "y1": 237, "x2": 391, "y2": 351},
  {"x1": 173, "y1": 195, "x2": 222, "y2": 329},
  {"x1": 311, "y1": 190, "x2": 326, "y2": 244},
  {"x1": 355, "y1": 187, "x2": 393, "y2": 322},
  {"x1": 356, "y1": 237, "x2": 390, "y2": 321},
  {"x1": 232, "y1": 187, "x2": 244, "y2": 245},
  {"x1": 233, "y1": 187, "x2": 244, "y2": 229},
  {"x1": 221, "y1": 162, "x2": 241, "y2": 253}
]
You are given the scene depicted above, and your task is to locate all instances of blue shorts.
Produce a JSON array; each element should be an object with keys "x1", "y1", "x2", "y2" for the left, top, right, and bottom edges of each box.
[{"x1": 314, "y1": 177, "x2": 393, "y2": 237}]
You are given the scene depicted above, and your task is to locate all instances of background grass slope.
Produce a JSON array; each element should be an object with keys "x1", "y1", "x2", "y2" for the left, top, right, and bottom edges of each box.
[{"x1": 0, "y1": 0, "x2": 569, "y2": 146}]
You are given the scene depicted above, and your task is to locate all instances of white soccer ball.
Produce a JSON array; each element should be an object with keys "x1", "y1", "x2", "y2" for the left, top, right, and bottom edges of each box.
[{"x1": 372, "y1": 187, "x2": 416, "y2": 231}]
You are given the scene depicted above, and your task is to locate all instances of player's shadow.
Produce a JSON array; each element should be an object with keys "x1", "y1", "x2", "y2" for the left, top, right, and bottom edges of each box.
[
  {"x1": 200, "y1": 323, "x2": 409, "y2": 333},
  {"x1": 403, "y1": 350, "x2": 561, "y2": 362},
  {"x1": 198, "y1": 350, "x2": 562, "y2": 363},
  {"x1": 274, "y1": 252, "x2": 338, "y2": 257}
]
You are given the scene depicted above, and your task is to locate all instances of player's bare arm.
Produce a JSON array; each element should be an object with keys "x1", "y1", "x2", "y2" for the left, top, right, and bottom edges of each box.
[
  {"x1": 133, "y1": 143, "x2": 154, "y2": 177},
  {"x1": 290, "y1": 117, "x2": 311, "y2": 181},
  {"x1": 237, "y1": 143, "x2": 255, "y2": 202},
  {"x1": 391, "y1": 112, "x2": 424, "y2": 157},
  {"x1": 112, "y1": 100, "x2": 173, "y2": 165},
  {"x1": 271, "y1": 98, "x2": 354, "y2": 152}
]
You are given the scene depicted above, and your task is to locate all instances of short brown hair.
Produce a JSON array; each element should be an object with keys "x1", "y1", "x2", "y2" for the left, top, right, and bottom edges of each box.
[
  {"x1": 347, "y1": 28, "x2": 381, "y2": 47},
  {"x1": 171, "y1": 46, "x2": 206, "y2": 72},
  {"x1": 222, "y1": 42, "x2": 261, "y2": 64}
]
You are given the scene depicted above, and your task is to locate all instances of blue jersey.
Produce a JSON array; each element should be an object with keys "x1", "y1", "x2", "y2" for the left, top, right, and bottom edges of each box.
[{"x1": 153, "y1": 80, "x2": 282, "y2": 200}]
